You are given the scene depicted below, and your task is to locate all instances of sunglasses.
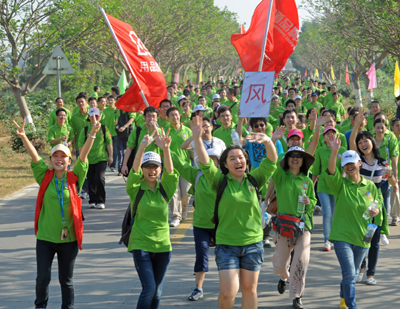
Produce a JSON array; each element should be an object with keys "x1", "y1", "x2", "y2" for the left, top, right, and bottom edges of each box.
[
  {"x1": 288, "y1": 154, "x2": 303, "y2": 159},
  {"x1": 253, "y1": 123, "x2": 265, "y2": 129}
]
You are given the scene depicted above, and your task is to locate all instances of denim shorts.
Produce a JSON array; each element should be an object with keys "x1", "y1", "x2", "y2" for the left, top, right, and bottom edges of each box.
[{"x1": 215, "y1": 241, "x2": 264, "y2": 271}]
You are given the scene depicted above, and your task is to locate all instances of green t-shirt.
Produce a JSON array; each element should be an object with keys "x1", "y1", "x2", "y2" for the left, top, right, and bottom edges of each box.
[
  {"x1": 168, "y1": 124, "x2": 192, "y2": 163},
  {"x1": 372, "y1": 131, "x2": 399, "y2": 169},
  {"x1": 102, "y1": 107, "x2": 118, "y2": 137},
  {"x1": 49, "y1": 108, "x2": 72, "y2": 127},
  {"x1": 157, "y1": 117, "x2": 171, "y2": 131},
  {"x1": 47, "y1": 123, "x2": 74, "y2": 145},
  {"x1": 126, "y1": 125, "x2": 163, "y2": 156},
  {"x1": 72, "y1": 105, "x2": 90, "y2": 115},
  {"x1": 341, "y1": 118, "x2": 351, "y2": 128},
  {"x1": 318, "y1": 131, "x2": 348, "y2": 150},
  {"x1": 171, "y1": 153, "x2": 215, "y2": 229},
  {"x1": 226, "y1": 99, "x2": 240, "y2": 125},
  {"x1": 325, "y1": 168, "x2": 383, "y2": 248},
  {"x1": 126, "y1": 168, "x2": 179, "y2": 252},
  {"x1": 70, "y1": 111, "x2": 89, "y2": 141},
  {"x1": 272, "y1": 164, "x2": 317, "y2": 230},
  {"x1": 134, "y1": 113, "x2": 145, "y2": 127},
  {"x1": 366, "y1": 115, "x2": 390, "y2": 133},
  {"x1": 77, "y1": 124, "x2": 112, "y2": 164},
  {"x1": 90, "y1": 92, "x2": 99, "y2": 99},
  {"x1": 323, "y1": 92, "x2": 343, "y2": 106},
  {"x1": 326, "y1": 101, "x2": 345, "y2": 123},
  {"x1": 339, "y1": 123, "x2": 353, "y2": 135},
  {"x1": 31, "y1": 157, "x2": 88, "y2": 244},
  {"x1": 305, "y1": 102, "x2": 323, "y2": 112},
  {"x1": 213, "y1": 123, "x2": 248, "y2": 147},
  {"x1": 199, "y1": 157, "x2": 277, "y2": 246},
  {"x1": 312, "y1": 145, "x2": 346, "y2": 194}
]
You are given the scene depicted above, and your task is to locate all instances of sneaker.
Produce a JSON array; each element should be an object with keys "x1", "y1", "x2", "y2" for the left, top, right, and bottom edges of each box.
[
  {"x1": 380, "y1": 234, "x2": 389, "y2": 245},
  {"x1": 314, "y1": 205, "x2": 321, "y2": 213},
  {"x1": 117, "y1": 172, "x2": 122, "y2": 176},
  {"x1": 96, "y1": 203, "x2": 105, "y2": 209},
  {"x1": 187, "y1": 287, "x2": 203, "y2": 301},
  {"x1": 356, "y1": 271, "x2": 364, "y2": 283},
  {"x1": 277, "y1": 278, "x2": 287, "y2": 294},
  {"x1": 263, "y1": 239, "x2": 272, "y2": 248},
  {"x1": 323, "y1": 241, "x2": 331, "y2": 251},
  {"x1": 293, "y1": 297, "x2": 304, "y2": 309},
  {"x1": 209, "y1": 238, "x2": 216, "y2": 247},
  {"x1": 169, "y1": 219, "x2": 180, "y2": 227},
  {"x1": 110, "y1": 168, "x2": 115, "y2": 172},
  {"x1": 89, "y1": 203, "x2": 96, "y2": 209},
  {"x1": 339, "y1": 298, "x2": 348, "y2": 309},
  {"x1": 390, "y1": 217, "x2": 398, "y2": 226},
  {"x1": 366, "y1": 277, "x2": 377, "y2": 285}
]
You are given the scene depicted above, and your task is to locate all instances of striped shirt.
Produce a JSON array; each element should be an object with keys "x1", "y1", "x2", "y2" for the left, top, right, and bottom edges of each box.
[{"x1": 360, "y1": 155, "x2": 388, "y2": 189}]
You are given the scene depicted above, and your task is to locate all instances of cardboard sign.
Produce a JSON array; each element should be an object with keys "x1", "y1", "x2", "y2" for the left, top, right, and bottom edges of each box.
[{"x1": 239, "y1": 71, "x2": 274, "y2": 118}]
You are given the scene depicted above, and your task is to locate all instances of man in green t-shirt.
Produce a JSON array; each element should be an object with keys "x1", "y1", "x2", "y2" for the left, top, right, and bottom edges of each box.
[
  {"x1": 90, "y1": 86, "x2": 100, "y2": 99},
  {"x1": 70, "y1": 93, "x2": 89, "y2": 158},
  {"x1": 166, "y1": 107, "x2": 193, "y2": 227},
  {"x1": 326, "y1": 92, "x2": 346, "y2": 124},
  {"x1": 226, "y1": 88, "x2": 240, "y2": 124},
  {"x1": 157, "y1": 99, "x2": 172, "y2": 130},
  {"x1": 48, "y1": 108, "x2": 74, "y2": 147},
  {"x1": 102, "y1": 96, "x2": 118, "y2": 171},
  {"x1": 77, "y1": 108, "x2": 112, "y2": 209},
  {"x1": 49, "y1": 97, "x2": 72, "y2": 127}
]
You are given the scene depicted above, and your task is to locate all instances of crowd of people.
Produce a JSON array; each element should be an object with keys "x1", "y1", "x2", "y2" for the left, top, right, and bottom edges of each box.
[{"x1": 15, "y1": 73, "x2": 400, "y2": 309}]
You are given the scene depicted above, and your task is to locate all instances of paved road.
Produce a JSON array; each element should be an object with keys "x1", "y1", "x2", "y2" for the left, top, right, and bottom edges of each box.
[{"x1": 1, "y1": 170, "x2": 399, "y2": 308}]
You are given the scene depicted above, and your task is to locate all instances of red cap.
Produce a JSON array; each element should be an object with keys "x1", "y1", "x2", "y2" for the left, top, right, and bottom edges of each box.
[{"x1": 287, "y1": 129, "x2": 304, "y2": 140}]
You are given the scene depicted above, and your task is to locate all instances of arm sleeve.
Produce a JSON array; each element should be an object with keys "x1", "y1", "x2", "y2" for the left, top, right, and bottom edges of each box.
[
  {"x1": 72, "y1": 157, "x2": 89, "y2": 193},
  {"x1": 266, "y1": 122, "x2": 273, "y2": 137},
  {"x1": 126, "y1": 126, "x2": 138, "y2": 149},
  {"x1": 30, "y1": 158, "x2": 49, "y2": 185},
  {"x1": 105, "y1": 127, "x2": 112, "y2": 145},
  {"x1": 47, "y1": 127, "x2": 55, "y2": 144},
  {"x1": 126, "y1": 168, "x2": 143, "y2": 198},
  {"x1": 390, "y1": 137, "x2": 399, "y2": 158},
  {"x1": 67, "y1": 126, "x2": 75, "y2": 142},
  {"x1": 312, "y1": 150, "x2": 322, "y2": 176},
  {"x1": 160, "y1": 169, "x2": 180, "y2": 202},
  {"x1": 77, "y1": 128, "x2": 85, "y2": 149},
  {"x1": 199, "y1": 158, "x2": 224, "y2": 193},
  {"x1": 305, "y1": 178, "x2": 317, "y2": 215},
  {"x1": 249, "y1": 157, "x2": 277, "y2": 188},
  {"x1": 324, "y1": 167, "x2": 343, "y2": 195},
  {"x1": 171, "y1": 152, "x2": 197, "y2": 184}
]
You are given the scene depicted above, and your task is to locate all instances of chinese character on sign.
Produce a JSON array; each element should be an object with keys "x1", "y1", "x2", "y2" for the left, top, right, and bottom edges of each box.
[
  {"x1": 150, "y1": 62, "x2": 161, "y2": 72},
  {"x1": 129, "y1": 31, "x2": 152, "y2": 56},
  {"x1": 279, "y1": 18, "x2": 294, "y2": 32},
  {"x1": 245, "y1": 84, "x2": 267, "y2": 103},
  {"x1": 140, "y1": 62, "x2": 149, "y2": 72},
  {"x1": 287, "y1": 27, "x2": 299, "y2": 41},
  {"x1": 275, "y1": 11, "x2": 285, "y2": 24}
]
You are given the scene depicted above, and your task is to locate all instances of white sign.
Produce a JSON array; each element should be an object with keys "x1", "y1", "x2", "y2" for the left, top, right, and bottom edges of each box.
[
  {"x1": 239, "y1": 71, "x2": 274, "y2": 118},
  {"x1": 42, "y1": 46, "x2": 75, "y2": 75}
]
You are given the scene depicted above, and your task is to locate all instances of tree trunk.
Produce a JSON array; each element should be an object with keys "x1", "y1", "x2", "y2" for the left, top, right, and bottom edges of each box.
[
  {"x1": 12, "y1": 87, "x2": 35, "y2": 127},
  {"x1": 183, "y1": 65, "x2": 191, "y2": 84},
  {"x1": 196, "y1": 63, "x2": 203, "y2": 85},
  {"x1": 353, "y1": 77, "x2": 363, "y2": 107}
]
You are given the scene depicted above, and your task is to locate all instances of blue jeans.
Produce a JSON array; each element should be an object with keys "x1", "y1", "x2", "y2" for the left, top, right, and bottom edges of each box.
[
  {"x1": 318, "y1": 192, "x2": 336, "y2": 243},
  {"x1": 360, "y1": 225, "x2": 381, "y2": 277},
  {"x1": 110, "y1": 135, "x2": 118, "y2": 169},
  {"x1": 193, "y1": 227, "x2": 215, "y2": 272},
  {"x1": 133, "y1": 250, "x2": 172, "y2": 309},
  {"x1": 381, "y1": 181, "x2": 390, "y2": 221},
  {"x1": 334, "y1": 241, "x2": 369, "y2": 309},
  {"x1": 35, "y1": 240, "x2": 79, "y2": 309},
  {"x1": 117, "y1": 137, "x2": 127, "y2": 171}
]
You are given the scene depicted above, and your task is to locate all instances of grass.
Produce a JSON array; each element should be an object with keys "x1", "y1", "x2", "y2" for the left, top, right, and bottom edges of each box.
[{"x1": 0, "y1": 137, "x2": 50, "y2": 199}]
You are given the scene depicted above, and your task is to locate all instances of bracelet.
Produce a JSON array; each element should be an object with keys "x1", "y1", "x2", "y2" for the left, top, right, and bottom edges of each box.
[{"x1": 88, "y1": 133, "x2": 96, "y2": 139}]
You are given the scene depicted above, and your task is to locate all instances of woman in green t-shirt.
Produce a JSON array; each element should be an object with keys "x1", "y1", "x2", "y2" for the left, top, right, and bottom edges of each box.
[
  {"x1": 326, "y1": 136, "x2": 382, "y2": 309},
  {"x1": 192, "y1": 116, "x2": 278, "y2": 309},
  {"x1": 126, "y1": 130, "x2": 179, "y2": 309},
  {"x1": 271, "y1": 146, "x2": 316, "y2": 309},
  {"x1": 13, "y1": 117, "x2": 100, "y2": 309}
]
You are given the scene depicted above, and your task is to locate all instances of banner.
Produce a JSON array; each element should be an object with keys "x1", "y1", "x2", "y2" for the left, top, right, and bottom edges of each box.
[
  {"x1": 366, "y1": 62, "x2": 377, "y2": 90},
  {"x1": 117, "y1": 69, "x2": 129, "y2": 95},
  {"x1": 231, "y1": 0, "x2": 299, "y2": 75},
  {"x1": 345, "y1": 66, "x2": 350, "y2": 85},
  {"x1": 395, "y1": 61, "x2": 400, "y2": 97},
  {"x1": 315, "y1": 69, "x2": 319, "y2": 77},
  {"x1": 304, "y1": 69, "x2": 307, "y2": 76},
  {"x1": 102, "y1": 10, "x2": 167, "y2": 112},
  {"x1": 331, "y1": 65, "x2": 335, "y2": 80}
]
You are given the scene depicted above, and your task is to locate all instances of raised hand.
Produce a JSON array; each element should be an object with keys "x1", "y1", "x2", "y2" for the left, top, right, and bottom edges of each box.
[
  {"x1": 308, "y1": 108, "x2": 317, "y2": 121},
  {"x1": 190, "y1": 116, "x2": 203, "y2": 139},
  {"x1": 90, "y1": 115, "x2": 102, "y2": 134},
  {"x1": 140, "y1": 131, "x2": 156, "y2": 148},
  {"x1": 328, "y1": 134, "x2": 341, "y2": 151},
  {"x1": 272, "y1": 125, "x2": 286, "y2": 141},
  {"x1": 149, "y1": 120, "x2": 157, "y2": 132},
  {"x1": 354, "y1": 108, "x2": 365, "y2": 125},
  {"x1": 316, "y1": 115, "x2": 328, "y2": 127},
  {"x1": 12, "y1": 120, "x2": 26, "y2": 138},
  {"x1": 246, "y1": 132, "x2": 271, "y2": 144}
]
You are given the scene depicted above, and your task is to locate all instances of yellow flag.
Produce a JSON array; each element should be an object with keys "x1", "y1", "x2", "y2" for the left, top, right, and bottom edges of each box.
[
  {"x1": 331, "y1": 65, "x2": 335, "y2": 80},
  {"x1": 395, "y1": 61, "x2": 400, "y2": 97},
  {"x1": 315, "y1": 69, "x2": 319, "y2": 77}
]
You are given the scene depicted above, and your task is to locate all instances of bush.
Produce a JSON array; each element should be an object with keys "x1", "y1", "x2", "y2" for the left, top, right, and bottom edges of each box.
[{"x1": 9, "y1": 123, "x2": 47, "y2": 152}]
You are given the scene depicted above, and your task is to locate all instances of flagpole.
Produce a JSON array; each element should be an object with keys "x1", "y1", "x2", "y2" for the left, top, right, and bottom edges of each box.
[
  {"x1": 100, "y1": 7, "x2": 149, "y2": 107},
  {"x1": 258, "y1": 0, "x2": 274, "y2": 72}
]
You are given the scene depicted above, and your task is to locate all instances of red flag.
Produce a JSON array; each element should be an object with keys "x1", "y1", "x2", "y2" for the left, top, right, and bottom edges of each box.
[
  {"x1": 241, "y1": 24, "x2": 246, "y2": 34},
  {"x1": 305, "y1": 69, "x2": 307, "y2": 76},
  {"x1": 102, "y1": 12, "x2": 167, "y2": 112},
  {"x1": 345, "y1": 66, "x2": 350, "y2": 85},
  {"x1": 231, "y1": 0, "x2": 299, "y2": 75}
]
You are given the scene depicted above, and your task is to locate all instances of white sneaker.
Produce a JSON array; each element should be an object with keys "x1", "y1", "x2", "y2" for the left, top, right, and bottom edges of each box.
[
  {"x1": 96, "y1": 203, "x2": 105, "y2": 209},
  {"x1": 169, "y1": 219, "x2": 180, "y2": 227},
  {"x1": 356, "y1": 271, "x2": 364, "y2": 283},
  {"x1": 314, "y1": 205, "x2": 322, "y2": 213},
  {"x1": 89, "y1": 203, "x2": 96, "y2": 209},
  {"x1": 380, "y1": 234, "x2": 389, "y2": 246}
]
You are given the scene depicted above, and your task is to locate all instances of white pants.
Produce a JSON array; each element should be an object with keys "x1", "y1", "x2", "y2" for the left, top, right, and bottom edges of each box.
[{"x1": 168, "y1": 176, "x2": 191, "y2": 221}]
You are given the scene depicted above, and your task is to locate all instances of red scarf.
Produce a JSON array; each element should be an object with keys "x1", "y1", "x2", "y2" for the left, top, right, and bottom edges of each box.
[{"x1": 35, "y1": 169, "x2": 84, "y2": 250}]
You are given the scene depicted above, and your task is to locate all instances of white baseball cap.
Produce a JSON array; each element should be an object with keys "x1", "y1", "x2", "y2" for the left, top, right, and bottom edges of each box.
[
  {"x1": 193, "y1": 104, "x2": 208, "y2": 113},
  {"x1": 295, "y1": 95, "x2": 302, "y2": 100},
  {"x1": 178, "y1": 95, "x2": 187, "y2": 102},
  {"x1": 212, "y1": 94, "x2": 221, "y2": 100},
  {"x1": 88, "y1": 107, "x2": 101, "y2": 116},
  {"x1": 271, "y1": 94, "x2": 279, "y2": 99},
  {"x1": 282, "y1": 89, "x2": 288, "y2": 94},
  {"x1": 142, "y1": 152, "x2": 162, "y2": 167},
  {"x1": 341, "y1": 150, "x2": 361, "y2": 167}
]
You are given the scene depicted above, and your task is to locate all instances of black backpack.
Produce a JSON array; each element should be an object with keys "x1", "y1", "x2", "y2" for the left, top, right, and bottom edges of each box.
[
  {"x1": 119, "y1": 126, "x2": 142, "y2": 176},
  {"x1": 116, "y1": 110, "x2": 133, "y2": 142},
  {"x1": 212, "y1": 174, "x2": 261, "y2": 242},
  {"x1": 119, "y1": 183, "x2": 167, "y2": 247}
]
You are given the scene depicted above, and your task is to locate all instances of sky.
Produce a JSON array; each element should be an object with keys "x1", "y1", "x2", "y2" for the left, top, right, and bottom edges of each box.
[{"x1": 214, "y1": 0, "x2": 312, "y2": 29}]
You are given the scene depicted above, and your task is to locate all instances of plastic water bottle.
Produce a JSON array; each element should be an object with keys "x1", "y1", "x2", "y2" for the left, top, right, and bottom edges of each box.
[
  {"x1": 231, "y1": 129, "x2": 241, "y2": 146},
  {"x1": 382, "y1": 163, "x2": 389, "y2": 180},
  {"x1": 297, "y1": 190, "x2": 306, "y2": 214},
  {"x1": 363, "y1": 200, "x2": 379, "y2": 220}
]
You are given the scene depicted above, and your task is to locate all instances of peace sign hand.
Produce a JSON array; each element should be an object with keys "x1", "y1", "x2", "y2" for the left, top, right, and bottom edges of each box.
[
  {"x1": 12, "y1": 120, "x2": 26, "y2": 138},
  {"x1": 140, "y1": 131, "x2": 156, "y2": 148}
]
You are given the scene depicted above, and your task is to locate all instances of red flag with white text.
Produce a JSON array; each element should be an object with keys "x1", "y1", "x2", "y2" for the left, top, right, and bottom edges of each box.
[
  {"x1": 345, "y1": 66, "x2": 350, "y2": 85},
  {"x1": 231, "y1": 0, "x2": 299, "y2": 75},
  {"x1": 103, "y1": 13, "x2": 167, "y2": 112}
]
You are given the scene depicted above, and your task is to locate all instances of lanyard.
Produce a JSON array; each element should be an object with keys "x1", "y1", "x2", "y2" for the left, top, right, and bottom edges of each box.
[
  {"x1": 203, "y1": 139, "x2": 214, "y2": 150},
  {"x1": 55, "y1": 176, "x2": 65, "y2": 226}
]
